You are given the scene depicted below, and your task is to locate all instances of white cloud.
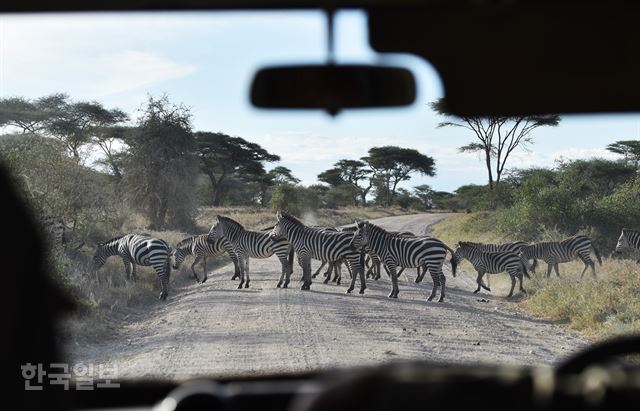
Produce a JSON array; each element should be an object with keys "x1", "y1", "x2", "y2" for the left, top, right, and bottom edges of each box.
[{"x1": 88, "y1": 51, "x2": 196, "y2": 96}]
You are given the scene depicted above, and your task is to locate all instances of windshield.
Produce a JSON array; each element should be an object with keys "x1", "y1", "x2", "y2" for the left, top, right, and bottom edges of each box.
[{"x1": 2, "y1": 10, "x2": 638, "y2": 384}]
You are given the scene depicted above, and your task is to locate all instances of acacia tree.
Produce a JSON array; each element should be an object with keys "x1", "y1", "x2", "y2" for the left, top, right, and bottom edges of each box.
[
  {"x1": 0, "y1": 94, "x2": 128, "y2": 160},
  {"x1": 123, "y1": 95, "x2": 198, "y2": 229},
  {"x1": 196, "y1": 132, "x2": 280, "y2": 205},
  {"x1": 318, "y1": 159, "x2": 373, "y2": 206},
  {"x1": 362, "y1": 146, "x2": 435, "y2": 207},
  {"x1": 431, "y1": 98, "x2": 560, "y2": 190},
  {"x1": 606, "y1": 140, "x2": 640, "y2": 168}
]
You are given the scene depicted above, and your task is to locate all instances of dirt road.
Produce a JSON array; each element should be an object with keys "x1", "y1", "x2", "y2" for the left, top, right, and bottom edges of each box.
[{"x1": 69, "y1": 213, "x2": 585, "y2": 380}]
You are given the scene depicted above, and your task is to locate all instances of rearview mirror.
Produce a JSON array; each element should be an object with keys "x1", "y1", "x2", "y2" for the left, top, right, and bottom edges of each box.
[{"x1": 250, "y1": 65, "x2": 416, "y2": 115}]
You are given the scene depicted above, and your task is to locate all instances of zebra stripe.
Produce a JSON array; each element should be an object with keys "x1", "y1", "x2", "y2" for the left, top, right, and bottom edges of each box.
[
  {"x1": 452, "y1": 242, "x2": 528, "y2": 297},
  {"x1": 93, "y1": 234, "x2": 172, "y2": 300},
  {"x1": 614, "y1": 228, "x2": 640, "y2": 263},
  {"x1": 269, "y1": 212, "x2": 366, "y2": 294},
  {"x1": 349, "y1": 221, "x2": 454, "y2": 302},
  {"x1": 208, "y1": 216, "x2": 293, "y2": 289},
  {"x1": 521, "y1": 235, "x2": 602, "y2": 279},
  {"x1": 172, "y1": 234, "x2": 241, "y2": 283}
]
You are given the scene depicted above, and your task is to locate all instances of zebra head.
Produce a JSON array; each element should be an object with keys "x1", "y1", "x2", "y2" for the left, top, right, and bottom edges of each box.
[
  {"x1": 208, "y1": 216, "x2": 225, "y2": 243},
  {"x1": 269, "y1": 211, "x2": 287, "y2": 240},
  {"x1": 614, "y1": 228, "x2": 629, "y2": 254},
  {"x1": 171, "y1": 247, "x2": 189, "y2": 270},
  {"x1": 451, "y1": 241, "x2": 472, "y2": 267},
  {"x1": 349, "y1": 220, "x2": 369, "y2": 250},
  {"x1": 92, "y1": 243, "x2": 109, "y2": 271}
]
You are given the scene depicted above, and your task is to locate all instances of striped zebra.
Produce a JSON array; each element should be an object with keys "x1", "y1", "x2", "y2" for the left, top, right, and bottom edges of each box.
[
  {"x1": 269, "y1": 212, "x2": 366, "y2": 294},
  {"x1": 92, "y1": 234, "x2": 172, "y2": 300},
  {"x1": 349, "y1": 221, "x2": 455, "y2": 301},
  {"x1": 521, "y1": 235, "x2": 602, "y2": 278},
  {"x1": 614, "y1": 228, "x2": 640, "y2": 263},
  {"x1": 171, "y1": 234, "x2": 242, "y2": 284},
  {"x1": 208, "y1": 216, "x2": 294, "y2": 289},
  {"x1": 452, "y1": 242, "x2": 529, "y2": 297},
  {"x1": 454, "y1": 240, "x2": 529, "y2": 287}
]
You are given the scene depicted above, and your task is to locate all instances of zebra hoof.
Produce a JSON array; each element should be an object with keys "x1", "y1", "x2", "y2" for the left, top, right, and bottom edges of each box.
[
  {"x1": 202, "y1": 278, "x2": 208, "y2": 284},
  {"x1": 276, "y1": 282, "x2": 282, "y2": 288},
  {"x1": 283, "y1": 283, "x2": 289, "y2": 289},
  {"x1": 237, "y1": 284, "x2": 243, "y2": 289},
  {"x1": 438, "y1": 297, "x2": 445, "y2": 302},
  {"x1": 323, "y1": 279, "x2": 330, "y2": 284},
  {"x1": 159, "y1": 293, "x2": 168, "y2": 300},
  {"x1": 346, "y1": 288, "x2": 353, "y2": 294},
  {"x1": 359, "y1": 288, "x2": 366, "y2": 294},
  {"x1": 427, "y1": 296, "x2": 434, "y2": 302},
  {"x1": 337, "y1": 280, "x2": 341, "y2": 285}
]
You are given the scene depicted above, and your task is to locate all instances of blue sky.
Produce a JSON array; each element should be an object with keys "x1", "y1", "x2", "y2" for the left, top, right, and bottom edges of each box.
[{"x1": 1, "y1": 10, "x2": 639, "y2": 192}]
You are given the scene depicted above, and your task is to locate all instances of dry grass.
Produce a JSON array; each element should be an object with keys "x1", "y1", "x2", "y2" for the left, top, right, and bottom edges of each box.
[
  {"x1": 433, "y1": 212, "x2": 640, "y2": 340},
  {"x1": 522, "y1": 259, "x2": 640, "y2": 339}
]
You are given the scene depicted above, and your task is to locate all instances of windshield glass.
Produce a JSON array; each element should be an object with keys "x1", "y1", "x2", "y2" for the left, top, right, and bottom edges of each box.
[{"x1": 2, "y1": 10, "x2": 638, "y2": 382}]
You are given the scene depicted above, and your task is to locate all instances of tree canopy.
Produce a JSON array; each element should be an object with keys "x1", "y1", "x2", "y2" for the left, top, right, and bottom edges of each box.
[{"x1": 431, "y1": 98, "x2": 560, "y2": 192}]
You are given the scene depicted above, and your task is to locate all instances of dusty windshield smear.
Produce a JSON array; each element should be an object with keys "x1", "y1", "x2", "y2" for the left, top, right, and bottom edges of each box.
[{"x1": 1, "y1": 11, "x2": 639, "y2": 381}]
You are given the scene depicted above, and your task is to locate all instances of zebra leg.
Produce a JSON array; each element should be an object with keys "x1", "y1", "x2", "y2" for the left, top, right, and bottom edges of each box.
[
  {"x1": 323, "y1": 262, "x2": 333, "y2": 284},
  {"x1": 237, "y1": 254, "x2": 246, "y2": 289},
  {"x1": 202, "y1": 257, "x2": 208, "y2": 283},
  {"x1": 474, "y1": 270, "x2": 489, "y2": 293},
  {"x1": 122, "y1": 258, "x2": 132, "y2": 280},
  {"x1": 156, "y1": 259, "x2": 171, "y2": 300},
  {"x1": 397, "y1": 267, "x2": 405, "y2": 278},
  {"x1": 554, "y1": 263, "x2": 561, "y2": 277},
  {"x1": 244, "y1": 257, "x2": 251, "y2": 288},
  {"x1": 190, "y1": 256, "x2": 202, "y2": 283},
  {"x1": 297, "y1": 253, "x2": 312, "y2": 290},
  {"x1": 427, "y1": 269, "x2": 440, "y2": 301},
  {"x1": 438, "y1": 270, "x2": 446, "y2": 302},
  {"x1": 332, "y1": 261, "x2": 341, "y2": 284},
  {"x1": 131, "y1": 263, "x2": 137, "y2": 283},
  {"x1": 546, "y1": 263, "x2": 553, "y2": 278},
  {"x1": 519, "y1": 270, "x2": 526, "y2": 294},
  {"x1": 358, "y1": 257, "x2": 366, "y2": 294},
  {"x1": 387, "y1": 263, "x2": 400, "y2": 299},
  {"x1": 313, "y1": 261, "x2": 326, "y2": 278},
  {"x1": 507, "y1": 272, "x2": 516, "y2": 298}
]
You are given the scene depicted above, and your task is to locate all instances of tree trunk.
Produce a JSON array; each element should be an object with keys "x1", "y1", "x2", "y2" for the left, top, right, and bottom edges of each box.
[{"x1": 485, "y1": 149, "x2": 494, "y2": 190}]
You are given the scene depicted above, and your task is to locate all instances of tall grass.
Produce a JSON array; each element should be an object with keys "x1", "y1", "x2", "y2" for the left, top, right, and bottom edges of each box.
[{"x1": 433, "y1": 212, "x2": 640, "y2": 340}]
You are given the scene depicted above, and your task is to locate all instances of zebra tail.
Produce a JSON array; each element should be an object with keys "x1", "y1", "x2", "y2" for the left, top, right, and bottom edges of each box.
[
  {"x1": 521, "y1": 261, "x2": 531, "y2": 279},
  {"x1": 592, "y1": 243, "x2": 603, "y2": 266},
  {"x1": 444, "y1": 245, "x2": 457, "y2": 277}
]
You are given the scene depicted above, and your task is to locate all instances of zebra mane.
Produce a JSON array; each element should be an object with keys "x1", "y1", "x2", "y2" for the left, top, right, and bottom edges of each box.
[
  {"x1": 218, "y1": 216, "x2": 245, "y2": 230},
  {"x1": 100, "y1": 234, "x2": 125, "y2": 246},
  {"x1": 175, "y1": 235, "x2": 198, "y2": 249},
  {"x1": 280, "y1": 212, "x2": 305, "y2": 226}
]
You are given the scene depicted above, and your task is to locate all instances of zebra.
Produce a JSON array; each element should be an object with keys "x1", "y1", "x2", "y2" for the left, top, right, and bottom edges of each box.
[
  {"x1": 171, "y1": 234, "x2": 242, "y2": 284},
  {"x1": 521, "y1": 235, "x2": 602, "y2": 279},
  {"x1": 349, "y1": 221, "x2": 455, "y2": 301},
  {"x1": 269, "y1": 212, "x2": 366, "y2": 294},
  {"x1": 613, "y1": 228, "x2": 640, "y2": 263},
  {"x1": 92, "y1": 234, "x2": 172, "y2": 300},
  {"x1": 452, "y1": 241, "x2": 529, "y2": 297},
  {"x1": 452, "y1": 240, "x2": 530, "y2": 287},
  {"x1": 208, "y1": 216, "x2": 294, "y2": 289},
  {"x1": 341, "y1": 225, "x2": 419, "y2": 281}
]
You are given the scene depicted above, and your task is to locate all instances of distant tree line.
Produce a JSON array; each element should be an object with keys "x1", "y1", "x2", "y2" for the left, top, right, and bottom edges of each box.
[{"x1": 0, "y1": 93, "x2": 441, "y2": 237}]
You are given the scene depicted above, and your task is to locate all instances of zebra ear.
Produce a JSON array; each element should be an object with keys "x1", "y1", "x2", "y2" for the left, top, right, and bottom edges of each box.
[{"x1": 276, "y1": 210, "x2": 283, "y2": 220}]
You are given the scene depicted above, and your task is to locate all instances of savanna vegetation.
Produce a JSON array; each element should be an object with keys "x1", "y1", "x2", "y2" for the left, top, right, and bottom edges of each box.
[{"x1": 432, "y1": 142, "x2": 640, "y2": 339}]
